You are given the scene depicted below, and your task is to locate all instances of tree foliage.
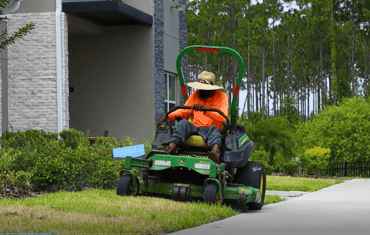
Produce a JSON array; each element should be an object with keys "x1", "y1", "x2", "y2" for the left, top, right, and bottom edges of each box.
[
  {"x1": 296, "y1": 96, "x2": 370, "y2": 169},
  {"x1": 186, "y1": 0, "x2": 370, "y2": 119},
  {"x1": 238, "y1": 112, "x2": 297, "y2": 167}
]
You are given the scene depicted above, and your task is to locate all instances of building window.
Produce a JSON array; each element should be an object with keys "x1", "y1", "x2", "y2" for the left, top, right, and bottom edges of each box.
[{"x1": 165, "y1": 72, "x2": 176, "y2": 126}]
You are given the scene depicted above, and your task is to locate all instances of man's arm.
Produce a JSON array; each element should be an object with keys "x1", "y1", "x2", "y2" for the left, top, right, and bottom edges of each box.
[
  {"x1": 204, "y1": 92, "x2": 228, "y2": 123},
  {"x1": 167, "y1": 93, "x2": 195, "y2": 121}
]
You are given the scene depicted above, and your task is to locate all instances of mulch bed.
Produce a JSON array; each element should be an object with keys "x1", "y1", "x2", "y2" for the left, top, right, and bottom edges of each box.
[{"x1": 0, "y1": 182, "x2": 95, "y2": 200}]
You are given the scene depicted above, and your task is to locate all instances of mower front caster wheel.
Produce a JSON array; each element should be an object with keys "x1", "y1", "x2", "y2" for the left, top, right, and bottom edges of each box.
[
  {"x1": 117, "y1": 174, "x2": 139, "y2": 196},
  {"x1": 203, "y1": 183, "x2": 223, "y2": 205}
]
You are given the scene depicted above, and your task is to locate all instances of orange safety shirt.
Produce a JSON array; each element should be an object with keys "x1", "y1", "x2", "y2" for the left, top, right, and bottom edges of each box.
[{"x1": 167, "y1": 90, "x2": 229, "y2": 130}]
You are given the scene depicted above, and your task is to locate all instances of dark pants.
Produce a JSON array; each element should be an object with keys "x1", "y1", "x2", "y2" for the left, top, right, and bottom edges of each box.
[{"x1": 169, "y1": 119, "x2": 222, "y2": 147}]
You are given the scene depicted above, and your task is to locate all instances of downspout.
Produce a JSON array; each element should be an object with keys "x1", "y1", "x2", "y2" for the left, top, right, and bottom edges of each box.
[{"x1": 56, "y1": 0, "x2": 63, "y2": 133}]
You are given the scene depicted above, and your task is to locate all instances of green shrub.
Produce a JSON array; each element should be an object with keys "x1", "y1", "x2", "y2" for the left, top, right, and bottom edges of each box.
[
  {"x1": 238, "y1": 113, "x2": 298, "y2": 167},
  {"x1": 298, "y1": 152, "x2": 330, "y2": 175},
  {"x1": 0, "y1": 171, "x2": 33, "y2": 189},
  {"x1": 282, "y1": 161, "x2": 299, "y2": 175},
  {"x1": 87, "y1": 160, "x2": 123, "y2": 189},
  {"x1": 0, "y1": 129, "x2": 58, "y2": 150},
  {"x1": 296, "y1": 96, "x2": 370, "y2": 164},
  {"x1": 141, "y1": 137, "x2": 154, "y2": 157},
  {"x1": 0, "y1": 130, "x2": 150, "y2": 190},
  {"x1": 59, "y1": 128, "x2": 85, "y2": 149},
  {"x1": 248, "y1": 150, "x2": 273, "y2": 174},
  {"x1": 0, "y1": 128, "x2": 154, "y2": 191}
]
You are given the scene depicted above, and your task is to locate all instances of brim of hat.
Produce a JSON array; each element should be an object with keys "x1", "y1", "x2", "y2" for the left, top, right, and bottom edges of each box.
[{"x1": 187, "y1": 82, "x2": 223, "y2": 90}]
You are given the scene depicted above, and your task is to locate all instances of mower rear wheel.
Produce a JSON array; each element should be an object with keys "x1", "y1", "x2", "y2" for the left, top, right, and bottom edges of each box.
[
  {"x1": 235, "y1": 161, "x2": 266, "y2": 210},
  {"x1": 117, "y1": 174, "x2": 139, "y2": 196},
  {"x1": 203, "y1": 182, "x2": 223, "y2": 205}
]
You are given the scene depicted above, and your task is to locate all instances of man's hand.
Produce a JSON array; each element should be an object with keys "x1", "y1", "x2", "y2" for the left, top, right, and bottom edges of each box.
[
  {"x1": 157, "y1": 114, "x2": 166, "y2": 129},
  {"x1": 193, "y1": 104, "x2": 206, "y2": 114},
  {"x1": 193, "y1": 104, "x2": 204, "y2": 111}
]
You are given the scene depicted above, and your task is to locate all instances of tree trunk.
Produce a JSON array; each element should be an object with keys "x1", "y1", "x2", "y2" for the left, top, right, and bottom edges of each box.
[
  {"x1": 286, "y1": 35, "x2": 291, "y2": 117},
  {"x1": 273, "y1": 22, "x2": 276, "y2": 117},
  {"x1": 319, "y1": 33, "x2": 323, "y2": 111},
  {"x1": 351, "y1": 0, "x2": 356, "y2": 97},
  {"x1": 247, "y1": 39, "x2": 251, "y2": 119},
  {"x1": 363, "y1": 45, "x2": 367, "y2": 96},
  {"x1": 260, "y1": 82, "x2": 262, "y2": 112},
  {"x1": 367, "y1": 50, "x2": 370, "y2": 95},
  {"x1": 252, "y1": 83, "x2": 254, "y2": 113},
  {"x1": 262, "y1": 28, "x2": 266, "y2": 118},
  {"x1": 255, "y1": 82, "x2": 259, "y2": 111},
  {"x1": 242, "y1": 94, "x2": 247, "y2": 120},
  {"x1": 330, "y1": 5, "x2": 337, "y2": 106},
  {"x1": 308, "y1": 81, "x2": 310, "y2": 119},
  {"x1": 329, "y1": 67, "x2": 332, "y2": 102}
]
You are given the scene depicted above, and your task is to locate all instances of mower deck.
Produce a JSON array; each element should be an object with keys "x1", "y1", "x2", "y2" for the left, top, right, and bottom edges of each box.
[{"x1": 120, "y1": 152, "x2": 262, "y2": 205}]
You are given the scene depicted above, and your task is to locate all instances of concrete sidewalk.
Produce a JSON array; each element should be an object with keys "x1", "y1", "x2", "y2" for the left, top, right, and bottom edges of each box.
[
  {"x1": 170, "y1": 179, "x2": 370, "y2": 235},
  {"x1": 266, "y1": 190, "x2": 309, "y2": 200}
]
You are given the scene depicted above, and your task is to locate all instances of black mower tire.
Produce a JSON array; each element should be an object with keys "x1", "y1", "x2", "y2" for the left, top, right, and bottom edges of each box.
[
  {"x1": 117, "y1": 174, "x2": 139, "y2": 196},
  {"x1": 235, "y1": 161, "x2": 266, "y2": 210},
  {"x1": 203, "y1": 182, "x2": 223, "y2": 205}
]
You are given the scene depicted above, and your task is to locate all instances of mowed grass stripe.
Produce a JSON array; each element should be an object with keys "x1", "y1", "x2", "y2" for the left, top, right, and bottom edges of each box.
[
  {"x1": 1, "y1": 176, "x2": 343, "y2": 233},
  {"x1": 266, "y1": 175, "x2": 343, "y2": 192},
  {"x1": 0, "y1": 205, "x2": 159, "y2": 234},
  {"x1": 0, "y1": 189, "x2": 238, "y2": 234}
]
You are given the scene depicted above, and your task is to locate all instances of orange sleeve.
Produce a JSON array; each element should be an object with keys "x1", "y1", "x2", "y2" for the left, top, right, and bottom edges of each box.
[
  {"x1": 167, "y1": 92, "x2": 196, "y2": 121},
  {"x1": 204, "y1": 91, "x2": 228, "y2": 123}
]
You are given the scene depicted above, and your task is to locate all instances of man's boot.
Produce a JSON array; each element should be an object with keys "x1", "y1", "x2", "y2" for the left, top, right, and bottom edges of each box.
[
  {"x1": 164, "y1": 142, "x2": 177, "y2": 153},
  {"x1": 209, "y1": 144, "x2": 220, "y2": 164}
]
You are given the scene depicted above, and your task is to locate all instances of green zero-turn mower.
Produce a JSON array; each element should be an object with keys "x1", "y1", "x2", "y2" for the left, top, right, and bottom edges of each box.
[{"x1": 116, "y1": 45, "x2": 266, "y2": 210}]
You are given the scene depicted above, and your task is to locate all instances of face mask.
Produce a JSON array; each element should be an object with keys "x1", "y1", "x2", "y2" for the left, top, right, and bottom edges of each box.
[{"x1": 198, "y1": 90, "x2": 216, "y2": 100}]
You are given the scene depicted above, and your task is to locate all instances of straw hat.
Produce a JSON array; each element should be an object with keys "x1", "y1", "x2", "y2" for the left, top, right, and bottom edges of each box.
[{"x1": 187, "y1": 71, "x2": 223, "y2": 90}]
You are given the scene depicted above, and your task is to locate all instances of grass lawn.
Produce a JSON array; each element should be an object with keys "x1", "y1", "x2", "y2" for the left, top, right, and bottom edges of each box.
[
  {"x1": 266, "y1": 175, "x2": 343, "y2": 192},
  {"x1": 0, "y1": 176, "x2": 343, "y2": 234}
]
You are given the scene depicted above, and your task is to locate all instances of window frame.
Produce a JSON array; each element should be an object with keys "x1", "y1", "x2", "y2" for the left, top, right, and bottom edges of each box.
[{"x1": 164, "y1": 72, "x2": 177, "y2": 113}]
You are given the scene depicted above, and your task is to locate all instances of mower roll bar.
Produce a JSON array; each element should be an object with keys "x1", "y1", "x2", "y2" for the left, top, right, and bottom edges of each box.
[
  {"x1": 164, "y1": 106, "x2": 229, "y2": 133},
  {"x1": 176, "y1": 45, "x2": 245, "y2": 127}
]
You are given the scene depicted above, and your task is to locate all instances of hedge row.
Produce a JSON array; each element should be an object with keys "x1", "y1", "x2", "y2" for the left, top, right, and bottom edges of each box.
[{"x1": 0, "y1": 129, "x2": 152, "y2": 191}]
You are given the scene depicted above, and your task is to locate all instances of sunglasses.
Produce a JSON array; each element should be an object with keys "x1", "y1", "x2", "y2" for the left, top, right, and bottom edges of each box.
[{"x1": 198, "y1": 79, "x2": 214, "y2": 85}]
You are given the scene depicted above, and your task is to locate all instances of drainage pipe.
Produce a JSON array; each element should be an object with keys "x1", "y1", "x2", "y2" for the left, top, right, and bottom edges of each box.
[{"x1": 56, "y1": 0, "x2": 63, "y2": 133}]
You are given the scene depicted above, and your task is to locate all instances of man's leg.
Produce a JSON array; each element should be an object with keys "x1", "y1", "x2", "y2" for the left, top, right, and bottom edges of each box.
[
  {"x1": 198, "y1": 125, "x2": 222, "y2": 163},
  {"x1": 164, "y1": 119, "x2": 198, "y2": 153}
]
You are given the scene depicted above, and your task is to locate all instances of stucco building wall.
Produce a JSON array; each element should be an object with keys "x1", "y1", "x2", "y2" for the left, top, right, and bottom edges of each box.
[{"x1": 68, "y1": 25, "x2": 154, "y2": 142}]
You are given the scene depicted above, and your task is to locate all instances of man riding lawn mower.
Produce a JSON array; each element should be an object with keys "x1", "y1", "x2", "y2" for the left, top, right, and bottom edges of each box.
[
  {"x1": 116, "y1": 45, "x2": 266, "y2": 210},
  {"x1": 156, "y1": 70, "x2": 227, "y2": 164}
]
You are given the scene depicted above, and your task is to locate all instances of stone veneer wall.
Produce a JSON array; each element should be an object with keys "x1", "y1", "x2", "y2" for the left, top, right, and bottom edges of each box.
[
  {"x1": 153, "y1": 0, "x2": 165, "y2": 125},
  {"x1": 178, "y1": 0, "x2": 188, "y2": 106},
  {"x1": 7, "y1": 12, "x2": 69, "y2": 132},
  {"x1": 0, "y1": 57, "x2": 2, "y2": 134}
]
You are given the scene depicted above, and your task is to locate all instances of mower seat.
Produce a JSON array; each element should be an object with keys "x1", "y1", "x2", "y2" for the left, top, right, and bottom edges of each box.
[{"x1": 184, "y1": 135, "x2": 209, "y2": 148}]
